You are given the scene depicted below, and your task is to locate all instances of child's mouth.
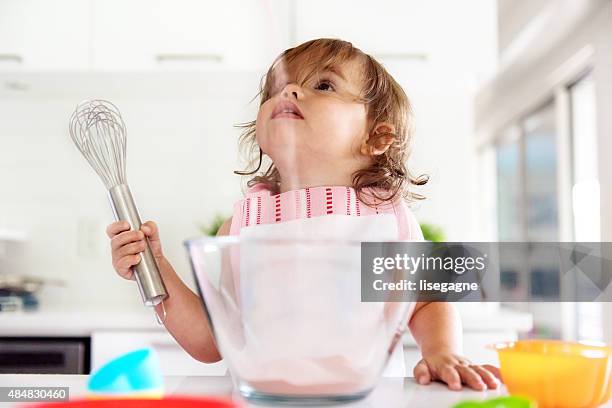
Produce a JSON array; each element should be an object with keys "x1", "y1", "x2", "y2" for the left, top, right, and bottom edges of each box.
[
  {"x1": 272, "y1": 112, "x2": 304, "y2": 120},
  {"x1": 271, "y1": 100, "x2": 304, "y2": 120}
]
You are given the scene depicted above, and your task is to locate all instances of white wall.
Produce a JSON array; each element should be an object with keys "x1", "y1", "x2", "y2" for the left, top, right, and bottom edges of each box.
[
  {"x1": 0, "y1": 72, "x2": 258, "y2": 308},
  {"x1": 390, "y1": 64, "x2": 484, "y2": 241}
]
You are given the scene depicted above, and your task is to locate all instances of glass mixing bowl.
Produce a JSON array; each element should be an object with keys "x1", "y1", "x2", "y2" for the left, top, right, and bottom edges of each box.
[{"x1": 185, "y1": 236, "x2": 414, "y2": 405}]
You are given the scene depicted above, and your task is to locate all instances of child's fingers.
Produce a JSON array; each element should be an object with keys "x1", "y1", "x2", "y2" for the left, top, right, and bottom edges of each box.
[
  {"x1": 119, "y1": 267, "x2": 135, "y2": 281},
  {"x1": 481, "y1": 364, "x2": 502, "y2": 381},
  {"x1": 111, "y1": 230, "x2": 144, "y2": 250},
  {"x1": 115, "y1": 255, "x2": 141, "y2": 276},
  {"x1": 106, "y1": 221, "x2": 130, "y2": 238},
  {"x1": 413, "y1": 360, "x2": 431, "y2": 385},
  {"x1": 438, "y1": 365, "x2": 462, "y2": 390},
  {"x1": 117, "y1": 241, "x2": 146, "y2": 258},
  {"x1": 141, "y1": 221, "x2": 159, "y2": 241},
  {"x1": 456, "y1": 365, "x2": 486, "y2": 391},
  {"x1": 471, "y1": 365, "x2": 500, "y2": 389}
]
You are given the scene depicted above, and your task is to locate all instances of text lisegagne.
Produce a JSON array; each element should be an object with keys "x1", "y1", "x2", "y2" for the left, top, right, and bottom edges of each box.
[{"x1": 373, "y1": 279, "x2": 479, "y2": 293}]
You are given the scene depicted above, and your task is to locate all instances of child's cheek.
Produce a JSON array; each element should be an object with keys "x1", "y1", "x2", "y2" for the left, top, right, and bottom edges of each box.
[
  {"x1": 255, "y1": 105, "x2": 268, "y2": 124},
  {"x1": 254, "y1": 122, "x2": 267, "y2": 150}
]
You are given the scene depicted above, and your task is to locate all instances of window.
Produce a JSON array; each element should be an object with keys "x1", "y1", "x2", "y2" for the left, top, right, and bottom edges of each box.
[
  {"x1": 523, "y1": 102, "x2": 558, "y2": 242},
  {"x1": 496, "y1": 128, "x2": 526, "y2": 303},
  {"x1": 496, "y1": 127, "x2": 522, "y2": 242},
  {"x1": 569, "y1": 72, "x2": 602, "y2": 342},
  {"x1": 495, "y1": 101, "x2": 563, "y2": 338},
  {"x1": 570, "y1": 73, "x2": 600, "y2": 242},
  {"x1": 523, "y1": 102, "x2": 562, "y2": 337},
  {"x1": 493, "y1": 71, "x2": 603, "y2": 341}
]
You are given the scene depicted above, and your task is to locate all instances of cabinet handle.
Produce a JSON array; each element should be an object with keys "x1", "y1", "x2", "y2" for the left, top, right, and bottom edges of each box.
[
  {"x1": 0, "y1": 54, "x2": 23, "y2": 64},
  {"x1": 155, "y1": 54, "x2": 223, "y2": 63}
]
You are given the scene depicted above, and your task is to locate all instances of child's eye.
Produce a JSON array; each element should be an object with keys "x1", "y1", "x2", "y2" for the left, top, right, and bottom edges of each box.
[{"x1": 314, "y1": 80, "x2": 335, "y2": 92}]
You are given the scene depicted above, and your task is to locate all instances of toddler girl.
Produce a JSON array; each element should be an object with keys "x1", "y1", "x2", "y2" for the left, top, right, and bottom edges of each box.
[{"x1": 106, "y1": 38, "x2": 500, "y2": 391}]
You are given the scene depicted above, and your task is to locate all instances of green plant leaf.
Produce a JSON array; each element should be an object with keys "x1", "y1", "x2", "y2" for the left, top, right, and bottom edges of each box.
[
  {"x1": 199, "y1": 214, "x2": 228, "y2": 236},
  {"x1": 419, "y1": 222, "x2": 446, "y2": 242}
]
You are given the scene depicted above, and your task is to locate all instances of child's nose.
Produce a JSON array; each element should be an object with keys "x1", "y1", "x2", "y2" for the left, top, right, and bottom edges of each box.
[{"x1": 282, "y1": 83, "x2": 302, "y2": 99}]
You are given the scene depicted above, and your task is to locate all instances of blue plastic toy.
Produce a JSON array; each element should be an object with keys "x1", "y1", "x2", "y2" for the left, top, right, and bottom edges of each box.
[{"x1": 87, "y1": 348, "x2": 164, "y2": 398}]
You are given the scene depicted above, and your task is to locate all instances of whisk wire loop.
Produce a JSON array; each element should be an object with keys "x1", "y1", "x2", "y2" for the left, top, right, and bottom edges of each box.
[{"x1": 69, "y1": 99, "x2": 128, "y2": 189}]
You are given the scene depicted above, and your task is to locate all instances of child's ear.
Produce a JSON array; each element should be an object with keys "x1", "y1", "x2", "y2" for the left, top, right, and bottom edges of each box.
[{"x1": 360, "y1": 123, "x2": 396, "y2": 156}]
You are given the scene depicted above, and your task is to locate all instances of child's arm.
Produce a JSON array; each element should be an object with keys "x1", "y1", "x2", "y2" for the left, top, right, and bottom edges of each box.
[
  {"x1": 151, "y1": 217, "x2": 233, "y2": 362},
  {"x1": 152, "y1": 254, "x2": 222, "y2": 363},
  {"x1": 107, "y1": 219, "x2": 230, "y2": 363},
  {"x1": 408, "y1": 301, "x2": 501, "y2": 391},
  {"x1": 150, "y1": 218, "x2": 234, "y2": 362}
]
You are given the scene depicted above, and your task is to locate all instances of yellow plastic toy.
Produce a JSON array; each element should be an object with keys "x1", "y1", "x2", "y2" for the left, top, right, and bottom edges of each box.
[{"x1": 491, "y1": 340, "x2": 612, "y2": 408}]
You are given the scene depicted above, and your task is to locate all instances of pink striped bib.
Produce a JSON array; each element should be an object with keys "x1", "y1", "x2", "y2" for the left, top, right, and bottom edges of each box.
[{"x1": 230, "y1": 184, "x2": 423, "y2": 241}]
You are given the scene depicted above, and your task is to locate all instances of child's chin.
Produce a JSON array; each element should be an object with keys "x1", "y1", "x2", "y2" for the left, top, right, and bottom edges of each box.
[
  {"x1": 267, "y1": 128, "x2": 304, "y2": 143},
  {"x1": 269, "y1": 118, "x2": 305, "y2": 129}
]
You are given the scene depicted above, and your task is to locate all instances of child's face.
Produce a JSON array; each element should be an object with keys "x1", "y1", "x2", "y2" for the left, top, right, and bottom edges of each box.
[{"x1": 255, "y1": 57, "x2": 370, "y2": 178}]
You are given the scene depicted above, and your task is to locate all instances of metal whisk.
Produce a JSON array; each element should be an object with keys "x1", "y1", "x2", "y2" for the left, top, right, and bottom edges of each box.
[{"x1": 69, "y1": 99, "x2": 168, "y2": 310}]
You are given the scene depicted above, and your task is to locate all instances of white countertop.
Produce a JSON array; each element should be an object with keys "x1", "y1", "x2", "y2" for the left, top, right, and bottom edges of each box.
[
  {"x1": 0, "y1": 374, "x2": 553, "y2": 408},
  {"x1": 0, "y1": 305, "x2": 532, "y2": 337},
  {"x1": 0, "y1": 307, "x2": 160, "y2": 337}
]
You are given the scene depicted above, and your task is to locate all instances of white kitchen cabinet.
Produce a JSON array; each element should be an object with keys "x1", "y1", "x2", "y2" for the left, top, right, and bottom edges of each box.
[
  {"x1": 91, "y1": 0, "x2": 290, "y2": 71},
  {"x1": 294, "y1": 0, "x2": 431, "y2": 59},
  {"x1": 0, "y1": 0, "x2": 89, "y2": 70},
  {"x1": 91, "y1": 330, "x2": 226, "y2": 376},
  {"x1": 91, "y1": 0, "x2": 224, "y2": 71},
  {"x1": 0, "y1": 0, "x2": 290, "y2": 72}
]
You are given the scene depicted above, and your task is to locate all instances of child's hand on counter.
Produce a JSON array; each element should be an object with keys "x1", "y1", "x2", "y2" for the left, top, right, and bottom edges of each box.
[
  {"x1": 106, "y1": 220, "x2": 164, "y2": 281},
  {"x1": 413, "y1": 352, "x2": 502, "y2": 391}
]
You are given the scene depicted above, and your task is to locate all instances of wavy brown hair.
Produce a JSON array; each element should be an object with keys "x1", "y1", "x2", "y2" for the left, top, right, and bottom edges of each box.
[{"x1": 234, "y1": 38, "x2": 428, "y2": 206}]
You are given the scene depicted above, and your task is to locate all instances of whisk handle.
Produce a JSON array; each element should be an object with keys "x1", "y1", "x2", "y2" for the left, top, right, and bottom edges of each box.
[{"x1": 108, "y1": 184, "x2": 169, "y2": 306}]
